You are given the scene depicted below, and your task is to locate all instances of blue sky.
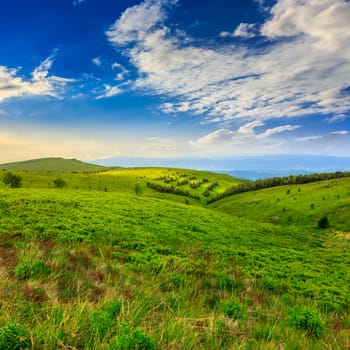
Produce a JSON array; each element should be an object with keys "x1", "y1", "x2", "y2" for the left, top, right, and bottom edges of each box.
[{"x1": 0, "y1": 0, "x2": 349, "y2": 162}]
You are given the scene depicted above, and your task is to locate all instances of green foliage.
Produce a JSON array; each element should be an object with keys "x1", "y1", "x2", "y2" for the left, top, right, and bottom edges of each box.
[
  {"x1": 15, "y1": 260, "x2": 50, "y2": 280},
  {"x1": 318, "y1": 216, "x2": 330, "y2": 229},
  {"x1": 89, "y1": 300, "x2": 122, "y2": 337},
  {"x1": 53, "y1": 177, "x2": 66, "y2": 188},
  {"x1": 134, "y1": 182, "x2": 143, "y2": 195},
  {"x1": 0, "y1": 170, "x2": 349, "y2": 349},
  {"x1": 112, "y1": 324, "x2": 156, "y2": 350},
  {"x1": 0, "y1": 323, "x2": 30, "y2": 350},
  {"x1": 2, "y1": 171, "x2": 22, "y2": 188},
  {"x1": 221, "y1": 299, "x2": 244, "y2": 320},
  {"x1": 253, "y1": 324, "x2": 276, "y2": 341},
  {"x1": 287, "y1": 307, "x2": 325, "y2": 337}
]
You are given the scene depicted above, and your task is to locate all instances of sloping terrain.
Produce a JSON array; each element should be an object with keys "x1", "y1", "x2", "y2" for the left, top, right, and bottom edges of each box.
[
  {"x1": 0, "y1": 170, "x2": 349, "y2": 349},
  {"x1": 211, "y1": 177, "x2": 350, "y2": 231}
]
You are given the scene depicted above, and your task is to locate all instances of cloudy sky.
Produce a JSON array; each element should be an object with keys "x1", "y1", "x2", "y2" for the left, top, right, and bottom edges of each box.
[{"x1": 0, "y1": 0, "x2": 349, "y2": 162}]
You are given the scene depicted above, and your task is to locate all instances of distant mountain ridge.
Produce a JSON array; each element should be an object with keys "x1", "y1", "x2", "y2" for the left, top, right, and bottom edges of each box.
[{"x1": 0, "y1": 157, "x2": 107, "y2": 173}]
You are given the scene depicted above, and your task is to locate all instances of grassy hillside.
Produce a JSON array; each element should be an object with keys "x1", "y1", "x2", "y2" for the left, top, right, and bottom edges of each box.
[
  {"x1": 211, "y1": 177, "x2": 350, "y2": 232},
  {"x1": 0, "y1": 157, "x2": 107, "y2": 173},
  {"x1": 0, "y1": 170, "x2": 349, "y2": 349},
  {"x1": 0, "y1": 167, "x2": 242, "y2": 205}
]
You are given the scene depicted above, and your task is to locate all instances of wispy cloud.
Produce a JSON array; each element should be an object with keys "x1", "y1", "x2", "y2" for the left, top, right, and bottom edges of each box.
[
  {"x1": 107, "y1": 0, "x2": 350, "y2": 124},
  {"x1": 92, "y1": 57, "x2": 102, "y2": 66},
  {"x1": 73, "y1": 0, "x2": 86, "y2": 6},
  {"x1": 296, "y1": 130, "x2": 348, "y2": 143},
  {"x1": 96, "y1": 84, "x2": 123, "y2": 99},
  {"x1": 0, "y1": 56, "x2": 72, "y2": 103}
]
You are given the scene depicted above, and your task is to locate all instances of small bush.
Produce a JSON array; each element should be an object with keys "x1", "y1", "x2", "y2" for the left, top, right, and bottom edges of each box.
[
  {"x1": 221, "y1": 299, "x2": 244, "y2": 320},
  {"x1": 15, "y1": 260, "x2": 50, "y2": 280},
  {"x1": 53, "y1": 177, "x2": 66, "y2": 188},
  {"x1": 318, "y1": 216, "x2": 330, "y2": 229},
  {"x1": 287, "y1": 307, "x2": 325, "y2": 337},
  {"x1": 89, "y1": 300, "x2": 122, "y2": 337},
  {"x1": 134, "y1": 182, "x2": 143, "y2": 195},
  {"x1": 112, "y1": 324, "x2": 156, "y2": 350},
  {"x1": 0, "y1": 323, "x2": 30, "y2": 349},
  {"x1": 2, "y1": 172, "x2": 22, "y2": 188}
]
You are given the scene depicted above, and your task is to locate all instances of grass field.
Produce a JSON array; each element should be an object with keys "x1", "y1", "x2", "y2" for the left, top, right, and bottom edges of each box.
[{"x1": 0, "y1": 164, "x2": 349, "y2": 349}]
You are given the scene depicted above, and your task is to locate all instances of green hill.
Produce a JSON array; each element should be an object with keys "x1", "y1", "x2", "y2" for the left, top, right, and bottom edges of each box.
[
  {"x1": 0, "y1": 166, "x2": 243, "y2": 204},
  {"x1": 0, "y1": 157, "x2": 107, "y2": 172},
  {"x1": 0, "y1": 169, "x2": 349, "y2": 349},
  {"x1": 210, "y1": 177, "x2": 350, "y2": 231}
]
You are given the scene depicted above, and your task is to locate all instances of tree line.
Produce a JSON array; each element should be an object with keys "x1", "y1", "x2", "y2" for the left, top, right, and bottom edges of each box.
[
  {"x1": 207, "y1": 171, "x2": 350, "y2": 204},
  {"x1": 146, "y1": 182, "x2": 200, "y2": 200}
]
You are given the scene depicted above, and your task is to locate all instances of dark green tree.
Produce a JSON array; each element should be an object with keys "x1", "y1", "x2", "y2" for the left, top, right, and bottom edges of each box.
[
  {"x1": 318, "y1": 216, "x2": 330, "y2": 229},
  {"x1": 2, "y1": 171, "x2": 22, "y2": 188},
  {"x1": 53, "y1": 177, "x2": 66, "y2": 189}
]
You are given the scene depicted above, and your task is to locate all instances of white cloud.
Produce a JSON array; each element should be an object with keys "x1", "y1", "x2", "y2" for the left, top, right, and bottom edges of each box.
[
  {"x1": 296, "y1": 130, "x2": 348, "y2": 142},
  {"x1": 261, "y1": 0, "x2": 350, "y2": 52},
  {"x1": 96, "y1": 84, "x2": 123, "y2": 99},
  {"x1": 107, "y1": 0, "x2": 175, "y2": 45},
  {"x1": 92, "y1": 57, "x2": 102, "y2": 66},
  {"x1": 111, "y1": 62, "x2": 129, "y2": 80},
  {"x1": 220, "y1": 23, "x2": 257, "y2": 38},
  {"x1": 191, "y1": 121, "x2": 300, "y2": 147},
  {"x1": 107, "y1": 0, "x2": 350, "y2": 124},
  {"x1": 0, "y1": 57, "x2": 72, "y2": 103}
]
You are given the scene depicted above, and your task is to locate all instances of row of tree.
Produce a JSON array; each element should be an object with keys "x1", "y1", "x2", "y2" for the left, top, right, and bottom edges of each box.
[
  {"x1": 207, "y1": 171, "x2": 350, "y2": 204},
  {"x1": 146, "y1": 182, "x2": 200, "y2": 200}
]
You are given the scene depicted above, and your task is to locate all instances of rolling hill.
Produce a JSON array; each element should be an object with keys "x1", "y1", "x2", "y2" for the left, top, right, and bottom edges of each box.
[
  {"x1": 0, "y1": 166, "x2": 349, "y2": 349},
  {"x1": 0, "y1": 157, "x2": 107, "y2": 173}
]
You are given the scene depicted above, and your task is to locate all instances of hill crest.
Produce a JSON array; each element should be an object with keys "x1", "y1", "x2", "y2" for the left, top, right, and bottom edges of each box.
[{"x1": 0, "y1": 157, "x2": 107, "y2": 173}]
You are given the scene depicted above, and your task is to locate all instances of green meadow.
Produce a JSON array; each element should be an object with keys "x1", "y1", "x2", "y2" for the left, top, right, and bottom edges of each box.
[{"x1": 0, "y1": 159, "x2": 349, "y2": 349}]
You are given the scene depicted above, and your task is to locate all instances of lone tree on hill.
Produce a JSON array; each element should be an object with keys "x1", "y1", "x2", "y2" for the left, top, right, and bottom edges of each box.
[
  {"x1": 53, "y1": 177, "x2": 66, "y2": 189},
  {"x1": 2, "y1": 171, "x2": 22, "y2": 188},
  {"x1": 318, "y1": 216, "x2": 330, "y2": 229}
]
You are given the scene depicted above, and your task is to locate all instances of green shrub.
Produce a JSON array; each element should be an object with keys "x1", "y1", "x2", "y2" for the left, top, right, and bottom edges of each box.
[
  {"x1": 53, "y1": 177, "x2": 66, "y2": 188},
  {"x1": 318, "y1": 216, "x2": 330, "y2": 229},
  {"x1": 112, "y1": 324, "x2": 156, "y2": 350},
  {"x1": 221, "y1": 299, "x2": 244, "y2": 320},
  {"x1": 89, "y1": 300, "x2": 122, "y2": 337},
  {"x1": 2, "y1": 172, "x2": 22, "y2": 188},
  {"x1": 287, "y1": 307, "x2": 325, "y2": 337},
  {"x1": 0, "y1": 323, "x2": 30, "y2": 349},
  {"x1": 15, "y1": 260, "x2": 50, "y2": 280}
]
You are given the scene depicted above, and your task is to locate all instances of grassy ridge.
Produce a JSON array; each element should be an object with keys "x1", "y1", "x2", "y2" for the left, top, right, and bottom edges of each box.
[
  {"x1": 211, "y1": 177, "x2": 350, "y2": 231},
  {"x1": 0, "y1": 157, "x2": 107, "y2": 173},
  {"x1": 0, "y1": 175, "x2": 349, "y2": 349}
]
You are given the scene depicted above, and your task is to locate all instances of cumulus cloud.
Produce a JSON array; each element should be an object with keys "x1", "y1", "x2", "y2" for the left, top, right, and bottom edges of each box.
[
  {"x1": 0, "y1": 57, "x2": 72, "y2": 103},
  {"x1": 107, "y1": 0, "x2": 350, "y2": 124},
  {"x1": 261, "y1": 0, "x2": 350, "y2": 52},
  {"x1": 191, "y1": 121, "x2": 300, "y2": 147},
  {"x1": 220, "y1": 23, "x2": 257, "y2": 38}
]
